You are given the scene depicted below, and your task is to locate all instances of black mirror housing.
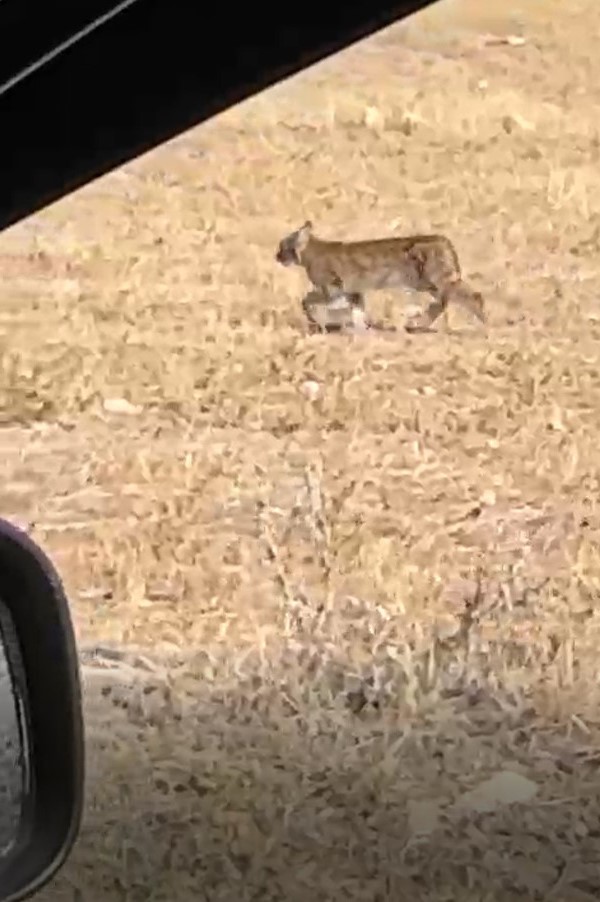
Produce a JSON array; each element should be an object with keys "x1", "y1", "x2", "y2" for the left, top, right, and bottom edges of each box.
[{"x1": 0, "y1": 519, "x2": 84, "y2": 901}]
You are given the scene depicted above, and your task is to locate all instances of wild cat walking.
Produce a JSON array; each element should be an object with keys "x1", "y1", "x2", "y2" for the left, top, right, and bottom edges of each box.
[{"x1": 276, "y1": 220, "x2": 486, "y2": 333}]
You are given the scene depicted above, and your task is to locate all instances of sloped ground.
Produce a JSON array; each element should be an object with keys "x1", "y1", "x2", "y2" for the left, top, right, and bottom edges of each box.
[{"x1": 3, "y1": 0, "x2": 600, "y2": 897}]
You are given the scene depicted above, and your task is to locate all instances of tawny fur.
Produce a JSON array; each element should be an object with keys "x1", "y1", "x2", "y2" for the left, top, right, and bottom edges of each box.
[{"x1": 275, "y1": 220, "x2": 485, "y2": 332}]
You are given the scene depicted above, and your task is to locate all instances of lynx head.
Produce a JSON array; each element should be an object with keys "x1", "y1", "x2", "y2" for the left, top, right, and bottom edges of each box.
[{"x1": 275, "y1": 220, "x2": 313, "y2": 266}]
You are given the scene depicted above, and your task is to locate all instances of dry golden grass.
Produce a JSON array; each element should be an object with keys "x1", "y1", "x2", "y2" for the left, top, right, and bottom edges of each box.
[{"x1": 4, "y1": 0, "x2": 600, "y2": 897}]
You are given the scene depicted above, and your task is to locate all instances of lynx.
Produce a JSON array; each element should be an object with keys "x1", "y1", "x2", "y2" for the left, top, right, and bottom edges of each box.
[{"x1": 275, "y1": 220, "x2": 485, "y2": 333}]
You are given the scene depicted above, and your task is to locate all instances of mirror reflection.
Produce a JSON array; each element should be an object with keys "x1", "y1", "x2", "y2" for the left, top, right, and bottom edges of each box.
[{"x1": 0, "y1": 602, "x2": 29, "y2": 858}]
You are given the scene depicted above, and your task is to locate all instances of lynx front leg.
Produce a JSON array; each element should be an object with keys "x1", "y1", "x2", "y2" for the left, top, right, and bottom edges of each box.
[
  {"x1": 301, "y1": 288, "x2": 353, "y2": 334},
  {"x1": 301, "y1": 278, "x2": 348, "y2": 333},
  {"x1": 301, "y1": 288, "x2": 369, "y2": 334},
  {"x1": 302, "y1": 289, "x2": 331, "y2": 333},
  {"x1": 324, "y1": 278, "x2": 370, "y2": 335}
]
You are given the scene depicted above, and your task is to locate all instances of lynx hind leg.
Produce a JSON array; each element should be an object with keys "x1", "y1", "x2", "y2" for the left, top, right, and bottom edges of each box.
[
  {"x1": 404, "y1": 294, "x2": 447, "y2": 333},
  {"x1": 448, "y1": 280, "x2": 486, "y2": 324},
  {"x1": 346, "y1": 292, "x2": 369, "y2": 333},
  {"x1": 405, "y1": 280, "x2": 485, "y2": 333}
]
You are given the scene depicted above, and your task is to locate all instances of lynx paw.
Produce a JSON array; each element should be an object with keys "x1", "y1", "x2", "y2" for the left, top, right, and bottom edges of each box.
[{"x1": 404, "y1": 314, "x2": 434, "y2": 334}]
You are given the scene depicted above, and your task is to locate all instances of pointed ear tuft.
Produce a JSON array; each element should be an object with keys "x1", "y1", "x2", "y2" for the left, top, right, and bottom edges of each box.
[{"x1": 296, "y1": 220, "x2": 312, "y2": 254}]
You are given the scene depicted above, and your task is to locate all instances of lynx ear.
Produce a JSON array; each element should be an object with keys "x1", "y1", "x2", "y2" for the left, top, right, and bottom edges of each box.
[{"x1": 296, "y1": 220, "x2": 313, "y2": 253}]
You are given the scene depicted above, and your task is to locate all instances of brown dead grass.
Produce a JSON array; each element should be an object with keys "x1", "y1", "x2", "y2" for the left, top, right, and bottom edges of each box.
[{"x1": 5, "y1": 0, "x2": 600, "y2": 898}]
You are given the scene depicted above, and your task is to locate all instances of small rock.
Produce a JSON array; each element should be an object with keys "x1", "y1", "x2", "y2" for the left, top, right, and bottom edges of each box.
[
  {"x1": 300, "y1": 380, "x2": 320, "y2": 402},
  {"x1": 407, "y1": 799, "x2": 442, "y2": 837},
  {"x1": 480, "y1": 489, "x2": 497, "y2": 506},
  {"x1": 364, "y1": 105, "x2": 385, "y2": 131},
  {"x1": 455, "y1": 770, "x2": 538, "y2": 814},
  {"x1": 102, "y1": 397, "x2": 143, "y2": 415},
  {"x1": 440, "y1": 578, "x2": 480, "y2": 611},
  {"x1": 435, "y1": 614, "x2": 462, "y2": 642}
]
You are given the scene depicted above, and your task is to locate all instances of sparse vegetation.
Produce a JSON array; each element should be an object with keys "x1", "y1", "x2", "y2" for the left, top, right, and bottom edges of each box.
[{"x1": 4, "y1": 0, "x2": 600, "y2": 898}]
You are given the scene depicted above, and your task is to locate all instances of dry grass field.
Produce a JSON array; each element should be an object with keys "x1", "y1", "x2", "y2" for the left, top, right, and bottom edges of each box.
[{"x1": 4, "y1": 0, "x2": 600, "y2": 897}]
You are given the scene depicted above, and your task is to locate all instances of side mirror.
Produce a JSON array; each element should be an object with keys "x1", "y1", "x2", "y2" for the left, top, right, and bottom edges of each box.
[{"x1": 0, "y1": 519, "x2": 84, "y2": 901}]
